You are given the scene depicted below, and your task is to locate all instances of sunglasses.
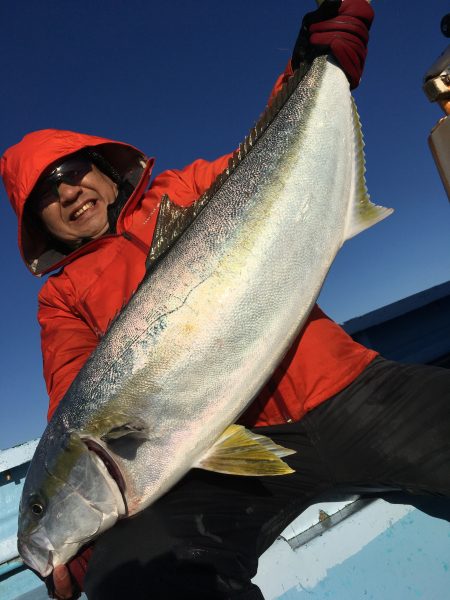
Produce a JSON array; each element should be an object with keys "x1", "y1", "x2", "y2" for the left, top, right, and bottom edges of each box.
[{"x1": 31, "y1": 155, "x2": 93, "y2": 210}]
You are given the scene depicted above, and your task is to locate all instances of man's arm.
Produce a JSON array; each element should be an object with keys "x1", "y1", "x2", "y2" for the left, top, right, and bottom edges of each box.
[{"x1": 38, "y1": 281, "x2": 99, "y2": 422}]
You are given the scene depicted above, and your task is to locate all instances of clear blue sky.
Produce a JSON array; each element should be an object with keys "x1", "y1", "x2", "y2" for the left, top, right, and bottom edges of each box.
[{"x1": 0, "y1": 0, "x2": 449, "y2": 449}]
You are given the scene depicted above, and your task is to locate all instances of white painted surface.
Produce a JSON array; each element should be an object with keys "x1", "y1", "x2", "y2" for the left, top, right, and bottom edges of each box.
[
  {"x1": 0, "y1": 535, "x2": 19, "y2": 565},
  {"x1": 254, "y1": 499, "x2": 414, "y2": 599},
  {"x1": 0, "y1": 440, "x2": 39, "y2": 472}
]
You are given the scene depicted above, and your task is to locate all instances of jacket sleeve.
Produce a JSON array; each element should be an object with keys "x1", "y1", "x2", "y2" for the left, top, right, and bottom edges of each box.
[
  {"x1": 268, "y1": 61, "x2": 295, "y2": 105},
  {"x1": 38, "y1": 277, "x2": 99, "y2": 422}
]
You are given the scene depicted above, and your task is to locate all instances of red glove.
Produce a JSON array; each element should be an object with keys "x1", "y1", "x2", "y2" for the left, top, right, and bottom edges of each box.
[
  {"x1": 66, "y1": 545, "x2": 94, "y2": 591},
  {"x1": 43, "y1": 545, "x2": 94, "y2": 599},
  {"x1": 293, "y1": 0, "x2": 374, "y2": 89}
]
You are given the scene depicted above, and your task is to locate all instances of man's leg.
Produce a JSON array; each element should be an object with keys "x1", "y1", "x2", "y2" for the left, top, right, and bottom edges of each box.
[
  {"x1": 302, "y1": 357, "x2": 450, "y2": 496},
  {"x1": 85, "y1": 357, "x2": 450, "y2": 599}
]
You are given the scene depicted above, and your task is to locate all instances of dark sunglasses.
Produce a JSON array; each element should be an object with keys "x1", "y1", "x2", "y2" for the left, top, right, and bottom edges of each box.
[{"x1": 31, "y1": 155, "x2": 93, "y2": 210}]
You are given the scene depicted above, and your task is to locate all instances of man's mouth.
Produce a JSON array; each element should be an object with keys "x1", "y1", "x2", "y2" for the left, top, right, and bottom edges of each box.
[{"x1": 71, "y1": 200, "x2": 96, "y2": 220}]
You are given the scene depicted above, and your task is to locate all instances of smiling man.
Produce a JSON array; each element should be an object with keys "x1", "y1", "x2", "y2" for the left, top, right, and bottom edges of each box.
[
  {"x1": 3, "y1": 2, "x2": 450, "y2": 600},
  {"x1": 30, "y1": 153, "x2": 119, "y2": 247}
]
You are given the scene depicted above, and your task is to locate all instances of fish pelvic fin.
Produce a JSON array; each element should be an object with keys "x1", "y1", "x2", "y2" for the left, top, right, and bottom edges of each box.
[
  {"x1": 195, "y1": 424, "x2": 295, "y2": 476},
  {"x1": 344, "y1": 97, "x2": 393, "y2": 241}
]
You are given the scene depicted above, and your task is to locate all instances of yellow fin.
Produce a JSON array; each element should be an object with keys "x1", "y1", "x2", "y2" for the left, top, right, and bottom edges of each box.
[
  {"x1": 344, "y1": 97, "x2": 393, "y2": 240},
  {"x1": 195, "y1": 424, "x2": 295, "y2": 476}
]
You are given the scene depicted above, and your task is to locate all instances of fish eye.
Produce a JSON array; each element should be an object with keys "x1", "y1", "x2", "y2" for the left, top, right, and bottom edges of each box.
[
  {"x1": 29, "y1": 496, "x2": 45, "y2": 518},
  {"x1": 31, "y1": 503, "x2": 44, "y2": 516}
]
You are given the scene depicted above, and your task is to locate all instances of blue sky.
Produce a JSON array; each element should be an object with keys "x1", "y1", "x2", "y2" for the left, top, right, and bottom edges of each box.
[{"x1": 0, "y1": 0, "x2": 449, "y2": 449}]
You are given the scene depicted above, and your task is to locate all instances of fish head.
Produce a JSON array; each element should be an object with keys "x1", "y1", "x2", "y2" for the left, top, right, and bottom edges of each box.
[{"x1": 18, "y1": 430, "x2": 126, "y2": 577}]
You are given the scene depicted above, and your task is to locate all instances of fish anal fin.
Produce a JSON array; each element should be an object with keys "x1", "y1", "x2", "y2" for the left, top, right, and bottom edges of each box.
[
  {"x1": 344, "y1": 97, "x2": 393, "y2": 240},
  {"x1": 195, "y1": 424, "x2": 295, "y2": 476}
]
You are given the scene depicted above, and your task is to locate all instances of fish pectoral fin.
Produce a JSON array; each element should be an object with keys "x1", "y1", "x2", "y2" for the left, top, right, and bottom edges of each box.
[
  {"x1": 100, "y1": 419, "x2": 150, "y2": 442},
  {"x1": 195, "y1": 424, "x2": 295, "y2": 476}
]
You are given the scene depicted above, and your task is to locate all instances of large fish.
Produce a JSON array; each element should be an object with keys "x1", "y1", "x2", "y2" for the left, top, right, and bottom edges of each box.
[{"x1": 18, "y1": 49, "x2": 391, "y2": 575}]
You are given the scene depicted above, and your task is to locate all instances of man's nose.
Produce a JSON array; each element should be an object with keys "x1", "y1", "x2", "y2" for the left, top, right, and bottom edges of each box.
[{"x1": 57, "y1": 182, "x2": 82, "y2": 205}]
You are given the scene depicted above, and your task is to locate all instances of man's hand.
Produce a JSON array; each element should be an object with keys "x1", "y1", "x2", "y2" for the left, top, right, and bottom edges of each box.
[{"x1": 293, "y1": 0, "x2": 374, "y2": 89}]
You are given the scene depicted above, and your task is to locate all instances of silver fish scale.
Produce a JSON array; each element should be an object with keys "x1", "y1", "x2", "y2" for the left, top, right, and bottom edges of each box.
[{"x1": 26, "y1": 56, "x2": 359, "y2": 520}]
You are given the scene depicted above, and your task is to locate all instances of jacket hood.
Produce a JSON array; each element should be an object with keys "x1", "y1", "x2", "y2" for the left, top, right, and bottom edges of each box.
[{"x1": 1, "y1": 129, "x2": 151, "y2": 276}]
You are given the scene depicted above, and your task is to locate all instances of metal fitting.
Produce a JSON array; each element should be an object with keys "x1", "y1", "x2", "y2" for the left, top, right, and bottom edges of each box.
[{"x1": 423, "y1": 46, "x2": 450, "y2": 103}]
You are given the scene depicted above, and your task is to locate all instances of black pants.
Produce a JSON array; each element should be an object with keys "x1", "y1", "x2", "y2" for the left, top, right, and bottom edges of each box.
[{"x1": 84, "y1": 357, "x2": 450, "y2": 599}]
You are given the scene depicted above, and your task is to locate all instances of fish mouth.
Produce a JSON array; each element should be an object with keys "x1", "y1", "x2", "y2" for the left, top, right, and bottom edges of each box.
[
  {"x1": 84, "y1": 439, "x2": 128, "y2": 514},
  {"x1": 18, "y1": 535, "x2": 54, "y2": 577}
]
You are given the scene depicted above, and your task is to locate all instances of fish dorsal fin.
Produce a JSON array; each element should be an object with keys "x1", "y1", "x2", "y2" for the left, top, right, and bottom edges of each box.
[
  {"x1": 195, "y1": 424, "x2": 295, "y2": 476},
  {"x1": 344, "y1": 97, "x2": 393, "y2": 240},
  {"x1": 146, "y1": 65, "x2": 310, "y2": 271},
  {"x1": 219, "y1": 63, "x2": 307, "y2": 183}
]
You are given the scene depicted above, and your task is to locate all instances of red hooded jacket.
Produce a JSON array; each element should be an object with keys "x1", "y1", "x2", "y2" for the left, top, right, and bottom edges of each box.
[{"x1": 1, "y1": 69, "x2": 377, "y2": 427}]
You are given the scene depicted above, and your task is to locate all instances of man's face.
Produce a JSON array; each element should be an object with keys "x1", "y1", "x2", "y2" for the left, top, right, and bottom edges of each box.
[{"x1": 35, "y1": 159, "x2": 118, "y2": 247}]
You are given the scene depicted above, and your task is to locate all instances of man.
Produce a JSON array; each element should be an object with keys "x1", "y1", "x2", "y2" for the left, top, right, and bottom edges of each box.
[{"x1": 3, "y1": 2, "x2": 450, "y2": 599}]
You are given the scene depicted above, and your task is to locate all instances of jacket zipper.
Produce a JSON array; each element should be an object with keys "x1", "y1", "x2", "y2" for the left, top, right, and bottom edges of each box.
[
  {"x1": 122, "y1": 231, "x2": 150, "y2": 255},
  {"x1": 267, "y1": 373, "x2": 293, "y2": 423},
  {"x1": 274, "y1": 394, "x2": 293, "y2": 423}
]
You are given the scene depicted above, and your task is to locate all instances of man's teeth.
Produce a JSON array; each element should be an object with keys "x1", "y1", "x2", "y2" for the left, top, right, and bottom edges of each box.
[{"x1": 73, "y1": 201, "x2": 94, "y2": 219}]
